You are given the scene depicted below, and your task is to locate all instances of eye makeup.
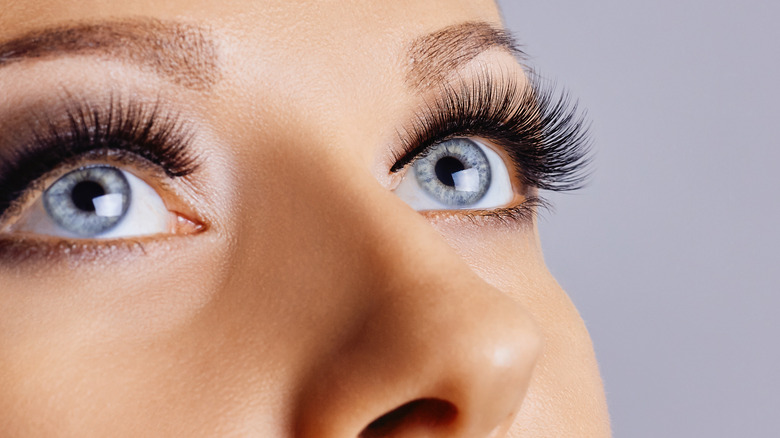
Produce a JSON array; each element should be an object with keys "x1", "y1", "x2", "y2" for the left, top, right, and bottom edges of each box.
[
  {"x1": 392, "y1": 69, "x2": 591, "y2": 221},
  {"x1": 0, "y1": 96, "x2": 199, "y2": 220}
]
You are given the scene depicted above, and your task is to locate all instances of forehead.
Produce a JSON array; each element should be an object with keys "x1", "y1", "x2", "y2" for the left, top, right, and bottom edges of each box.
[
  {"x1": 0, "y1": 0, "x2": 503, "y2": 39},
  {"x1": 0, "y1": 0, "x2": 505, "y2": 96},
  {"x1": 0, "y1": 0, "x2": 506, "y2": 92}
]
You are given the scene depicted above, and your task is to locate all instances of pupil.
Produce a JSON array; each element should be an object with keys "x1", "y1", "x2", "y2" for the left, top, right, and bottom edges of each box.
[
  {"x1": 434, "y1": 156, "x2": 466, "y2": 187},
  {"x1": 71, "y1": 180, "x2": 106, "y2": 212}
]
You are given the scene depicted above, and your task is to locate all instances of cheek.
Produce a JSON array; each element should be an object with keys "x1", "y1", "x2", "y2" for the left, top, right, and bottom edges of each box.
[
  {"x1": 425, "y1": 218, "x2": 550, "y2": 298},
  {"x1": 0, "y1": 236, "x2": 236, "y2": 436}
]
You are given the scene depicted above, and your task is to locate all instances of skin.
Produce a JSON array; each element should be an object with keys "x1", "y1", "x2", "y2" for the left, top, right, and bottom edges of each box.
[{"x1": 0, "y1": 0, "x2": 610, "y2": 437}]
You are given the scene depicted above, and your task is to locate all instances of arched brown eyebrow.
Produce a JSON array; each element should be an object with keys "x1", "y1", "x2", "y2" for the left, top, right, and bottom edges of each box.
[
  {"x1": 0, "y1": 19, "x2": 219, "y2": 91},
  {"x1": 406, "y1": 21, "x2": 524, "y2": 91}
]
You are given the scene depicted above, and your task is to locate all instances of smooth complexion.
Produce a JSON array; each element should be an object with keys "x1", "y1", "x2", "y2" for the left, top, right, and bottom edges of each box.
[{"x1": 0, "y1": 1, "x2": 610, "y2": 436}]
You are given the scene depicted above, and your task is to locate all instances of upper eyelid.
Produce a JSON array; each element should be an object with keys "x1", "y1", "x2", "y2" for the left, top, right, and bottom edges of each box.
[
  {"x1": 391, "y1": 69, "x2": 592, "y2": 193},
  {"x1": 391, "y1": 68, "x2": 532, "y2": 172},
  {"x1": 0, "y1": 96, "x2": 199, "y2": 217}
]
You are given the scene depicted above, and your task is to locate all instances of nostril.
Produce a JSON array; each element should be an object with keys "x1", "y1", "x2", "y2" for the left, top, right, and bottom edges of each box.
[{"x1": 359, "y1": 398, "x2": 457, "y2": 437}]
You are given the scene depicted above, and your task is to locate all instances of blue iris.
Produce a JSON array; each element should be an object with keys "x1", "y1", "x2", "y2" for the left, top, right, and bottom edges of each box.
[
  {"x1": 414, "y1": 138, "x2": 491, "y2": 206},
  {"x1": 43, "y1": 165, "x2": 131, "y2": 236}
]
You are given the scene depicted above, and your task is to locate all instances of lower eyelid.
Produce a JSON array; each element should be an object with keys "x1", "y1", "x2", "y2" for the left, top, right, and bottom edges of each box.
[
  {"x1": 466, "y1": 197, "x2": 547, "y2": 223},
  {"x1": 415, "y1": 195, "x2": 546, "y2": 229},
  {"x1": 0, "y1": 231, "x2": 202, "y2": 269},
  {"x1": 0, "y1": 235, "x2": 151, "y2": 267}
]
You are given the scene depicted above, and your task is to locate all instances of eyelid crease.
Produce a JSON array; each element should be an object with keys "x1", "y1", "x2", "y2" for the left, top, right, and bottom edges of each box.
[
  {"x1": 0, "y1": 94, "x2": 200, "y2": 218},
  {"x1": 392, "y1": 68, "x2": 592, "y2": 194}
]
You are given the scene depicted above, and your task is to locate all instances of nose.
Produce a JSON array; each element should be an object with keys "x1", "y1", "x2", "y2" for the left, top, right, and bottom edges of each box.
[{"x1": 293, "y1": 176, "x2": 542, "y2": 437}]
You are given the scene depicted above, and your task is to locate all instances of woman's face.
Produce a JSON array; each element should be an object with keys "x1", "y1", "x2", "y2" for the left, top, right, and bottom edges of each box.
[{"x1": 0, "y1": 0, "x2": 609, "y2": 436}]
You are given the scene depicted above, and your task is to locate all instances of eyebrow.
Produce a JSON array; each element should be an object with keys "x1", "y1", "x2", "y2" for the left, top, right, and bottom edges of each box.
[
  {"x1": 0, "y1": 19, "x2": 220, "y2": 91},
  {"x1": 406, "y1": 21, "x2": 524, "y2": 90}
]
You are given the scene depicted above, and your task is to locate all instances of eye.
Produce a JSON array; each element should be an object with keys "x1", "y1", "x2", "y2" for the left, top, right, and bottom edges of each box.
[
  {"x1": 6, "y1": 165, "x2": 175, "y2": 239},
  {"x1": 393, "y1": 138, "x2": 515, "y2": 211}
]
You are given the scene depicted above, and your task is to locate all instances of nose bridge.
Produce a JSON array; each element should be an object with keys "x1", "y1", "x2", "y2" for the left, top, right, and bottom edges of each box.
[{"x1": 292, "y1": 153, "x2": 542, "y2": 437}]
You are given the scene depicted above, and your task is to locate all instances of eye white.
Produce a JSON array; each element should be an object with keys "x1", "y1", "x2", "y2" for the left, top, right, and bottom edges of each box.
[
  {"x1": 10, "y1": 168, "x2": 172, "y2": 239},
  {"x1": 393, "y1": 139, "x2": 515, "y2": 211}
]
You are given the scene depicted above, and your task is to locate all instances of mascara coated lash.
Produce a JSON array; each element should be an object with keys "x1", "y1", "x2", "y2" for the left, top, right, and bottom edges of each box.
[
  {"x1": 0, "y1": 96, "x2": 199, "y2": 219},
  {"x1": 392, "y1": 70, "x2": 592, "y2": 192}
]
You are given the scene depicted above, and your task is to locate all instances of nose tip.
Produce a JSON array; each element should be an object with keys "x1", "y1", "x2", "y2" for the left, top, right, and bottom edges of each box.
[
  {"x1": 364, "y1": 312, "x2": 542, "y2": 438},
  {"x1": 294, "y1": 277, "x2": 543, "y2": 438},
  {"x1": 420, "y1": 296, "x2": 542, "y2": 435}
]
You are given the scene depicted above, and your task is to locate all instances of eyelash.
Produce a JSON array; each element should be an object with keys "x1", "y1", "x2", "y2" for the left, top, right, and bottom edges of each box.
[
  {"x1": 392, "y1": 69, "x2": 592, "y2": 220},
  {"x1": 0, "y1": 97, "x2": 198, "y2": 220},
  {"x1": 0, "y1": 72, "x2": 589, "y2": 232}
]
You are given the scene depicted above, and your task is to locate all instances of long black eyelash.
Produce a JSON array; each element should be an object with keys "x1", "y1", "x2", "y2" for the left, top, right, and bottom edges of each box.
[
  {"x1": 0, "y1": 96, "x2": 198, "y2": 216},
  {"x1": 392, "y1": 69, "x2": 592, "y2": 193}
]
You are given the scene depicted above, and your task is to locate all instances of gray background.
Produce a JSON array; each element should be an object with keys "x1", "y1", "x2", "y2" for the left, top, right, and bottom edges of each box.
[{"x1": 497, "y1": 1, "x2": 779, "y2": 437}]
